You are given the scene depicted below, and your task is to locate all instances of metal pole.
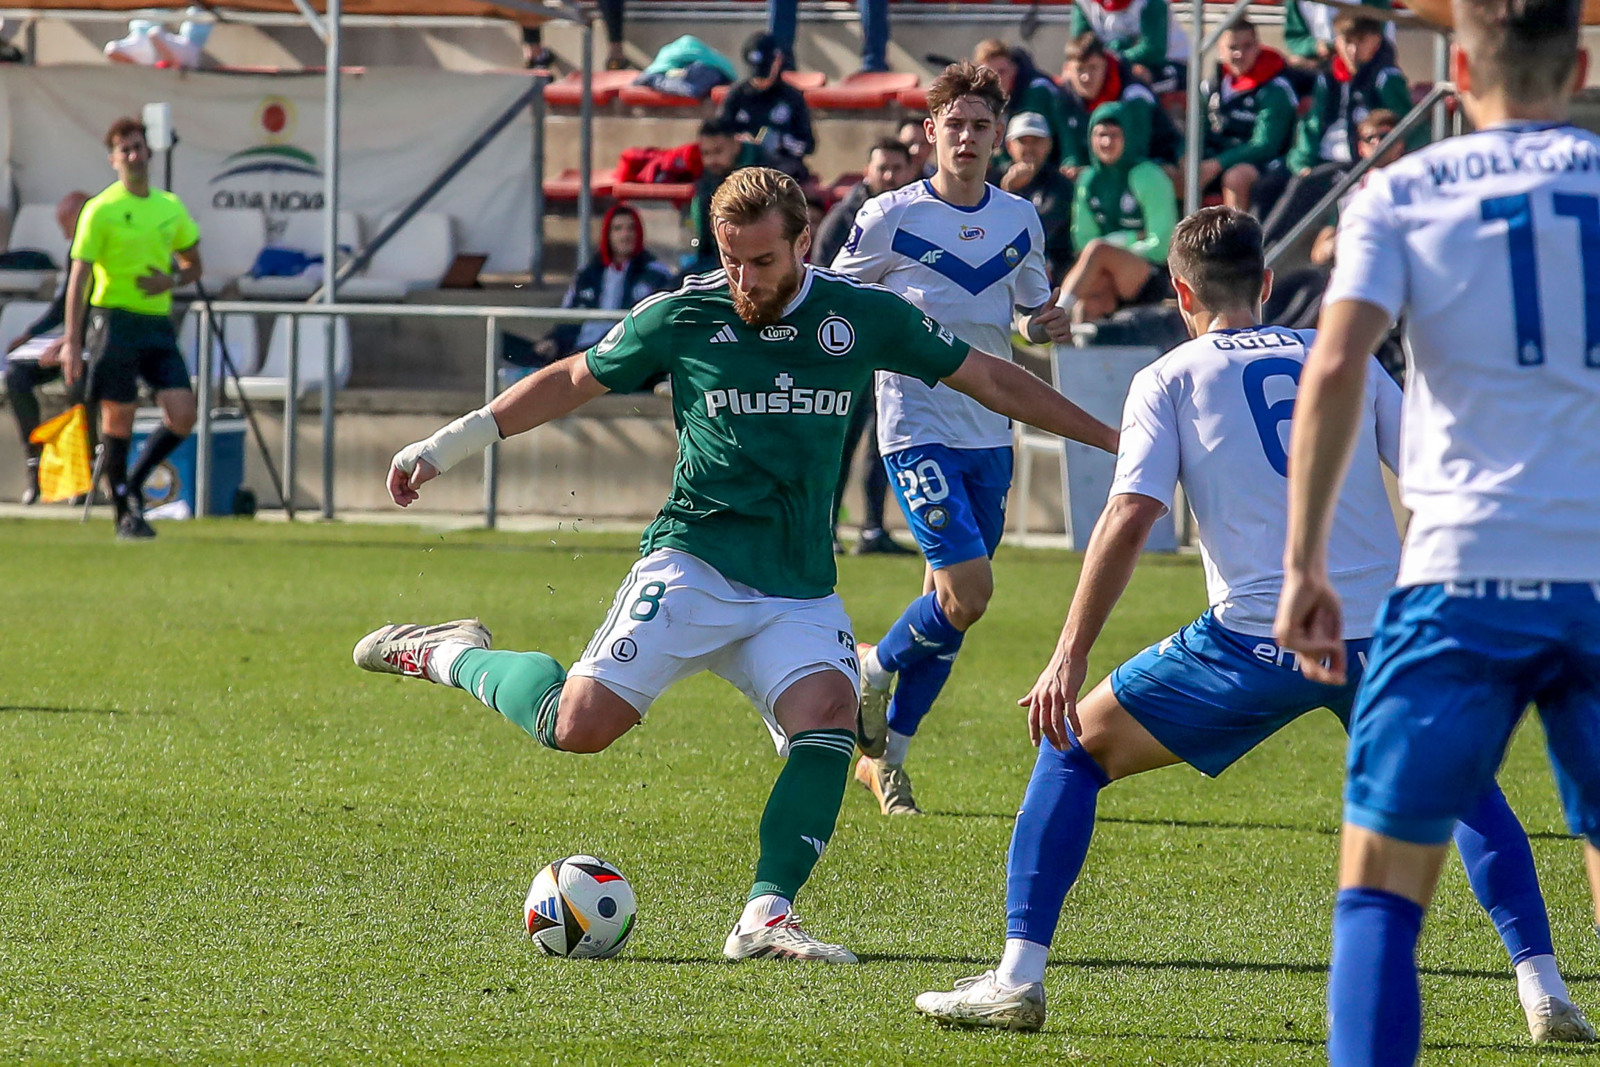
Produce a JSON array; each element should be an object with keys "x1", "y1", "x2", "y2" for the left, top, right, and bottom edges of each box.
[
  {"x1": 1200, "y1": 0, "x2": 1253, "y2": 56},
  {"x1": 322, "y1": 0, "x2": 340, "y2": 521},
  {"x1": 195, "y1": 303, "x2": 213, "y2": 518},
  {"x1": 484, "y1": 316, "x2": 501, "y2": 529},
  {"x1": 1265, "y1": 83, "x2": 1453, "y2": 267},
  {"x1": 577, "y1": 18, "x2": 595, "y2": 266},
  {"x1": 321, "y1": 318, "x2": 335, "y2": 520},
  {"x1": 284, "y1": 312, "x2": 299, "y2": 520},
  {"x1": 1432, "y1": 31, "x2": 1450, "y2": 142},
  {"x1": 531, "y1": 75, "x2": 548, "y2": 287},
  {"x1": 1183, "y1": 0, "x2": 1203, "y2": 215}
]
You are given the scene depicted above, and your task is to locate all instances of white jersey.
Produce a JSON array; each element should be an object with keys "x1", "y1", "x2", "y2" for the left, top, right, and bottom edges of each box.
[
  {"x1": 1326, "y1": 122, "x2": 1600, "y2": 585},
  {"x1": 1111, "y1": 326, "x2": 1403, "y2": 638},
  {"x1": 830, "y1": 179, "x2": 1052, "y2": 455}
]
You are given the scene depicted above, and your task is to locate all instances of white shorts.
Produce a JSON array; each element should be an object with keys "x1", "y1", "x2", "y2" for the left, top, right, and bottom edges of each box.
[{"x1": 570, "y1": 548, "x2": 860, "y2": 754}]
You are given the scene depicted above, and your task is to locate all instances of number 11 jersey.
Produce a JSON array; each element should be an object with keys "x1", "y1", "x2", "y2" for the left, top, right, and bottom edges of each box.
[{"x1": 1326, "y1": 122, "x2": 1600, "y2": 586}]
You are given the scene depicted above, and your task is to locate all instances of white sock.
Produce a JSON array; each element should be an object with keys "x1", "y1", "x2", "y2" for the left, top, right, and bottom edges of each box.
[
  {"x1": 1516, "y1": 953, "x2": 1571, "y2": 1010},
  {"x1": 425, "y1": 639, "x2": 474, "y2": 686},
  {"x1": 737, "y1": 892, "x2": 791, "y2": 934},
  {"x1": 996, "y1": 938, "x2": 1049, "y2": 988},
  {"x1": 861, "y1": 645, "x2": 892, "y2": 690},
  {"x1": 883, "y1": 729, "x2": 912, "y2": 767}
]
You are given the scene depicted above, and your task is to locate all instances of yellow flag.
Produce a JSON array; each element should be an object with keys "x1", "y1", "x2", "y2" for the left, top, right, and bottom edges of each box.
[{"x1": 28, "y1": 404, "x2": 93, "y2": 503}]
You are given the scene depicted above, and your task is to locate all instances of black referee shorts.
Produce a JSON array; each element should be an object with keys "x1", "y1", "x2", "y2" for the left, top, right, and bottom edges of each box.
[{"x1": 85, "y1": 307, "x2": 190, "y2": 405}]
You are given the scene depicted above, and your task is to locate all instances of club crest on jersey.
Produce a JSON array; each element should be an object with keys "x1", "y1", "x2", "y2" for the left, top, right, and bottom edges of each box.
[
  {"x1": 596, "y1": 322, "x2": 625, "y2": 354},
  {"x1": 924, "y1": 506, "x2": 950, "y2": 530},
  {"x1": 1003, "y1": 245, "x2": 1021, "y2": 267},
  {"x1": 760, "y1": 325, "x2": 798, "y2": 342},
  {"x1": 958, "y1": 225, "x2": 985, "y2": 241},
  {"x1": 818, "y1": 315, "x2": 855, "y2": 356}
]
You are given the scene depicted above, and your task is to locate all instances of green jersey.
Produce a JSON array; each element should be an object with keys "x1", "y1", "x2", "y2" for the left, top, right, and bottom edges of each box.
[
  {"x1": 586, "y1": 268, "x2": 970, "y2": 599},
  {"x1": 71, "y1": 181, "x2": 200, "y2": 316}
]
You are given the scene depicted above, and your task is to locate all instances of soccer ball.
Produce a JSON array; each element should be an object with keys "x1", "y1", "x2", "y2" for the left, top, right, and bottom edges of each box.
[{"x1": 524, "y1": 855, "x2": 637, "y2": 959}]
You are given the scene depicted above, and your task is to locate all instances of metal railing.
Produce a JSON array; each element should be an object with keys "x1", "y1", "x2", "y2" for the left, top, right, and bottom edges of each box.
[{"x1": 194, "y1": 301, "x2": 622, "y2": 528}]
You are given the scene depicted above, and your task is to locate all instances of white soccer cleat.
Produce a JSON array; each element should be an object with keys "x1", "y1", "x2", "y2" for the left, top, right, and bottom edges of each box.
[
  {"x1": 855, "y1": 641, "x2": 892, "y2": 758},
  {"x1": 914, "y1": 970, "x2": 1047, "y2": 1031},
  {"x1": 1526, "y1": 996, "x2": 1598, "y2": 1043},
  {"x1": 352, "y1": 619, "x2": 491, "y2": 680},
  {"x1": 722, "y1": 914, "x2": 859, "y2": 964}
]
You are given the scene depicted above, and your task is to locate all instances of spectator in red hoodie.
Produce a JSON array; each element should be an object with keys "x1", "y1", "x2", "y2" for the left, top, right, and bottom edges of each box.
[{"x1": 522, "y1": 204, "x2": 675, "y2": 373}]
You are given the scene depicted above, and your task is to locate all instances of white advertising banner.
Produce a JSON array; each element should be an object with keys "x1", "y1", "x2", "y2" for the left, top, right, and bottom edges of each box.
[{"x1": 1, "y1": 64, "x2": 534, "y2": 271}]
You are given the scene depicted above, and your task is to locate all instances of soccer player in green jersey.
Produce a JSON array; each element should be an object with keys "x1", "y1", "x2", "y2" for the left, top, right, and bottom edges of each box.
[
  {"x1": 353, "y1": 167, "x2": 1117, "y2": 962},
  {"x1": 63, "y1": 116, "x2": 204, "y2": 540}
]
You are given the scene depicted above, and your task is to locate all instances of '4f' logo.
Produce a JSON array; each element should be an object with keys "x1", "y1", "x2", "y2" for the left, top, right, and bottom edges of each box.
[{"x1": 919, "y1": 249, "x2": 943, "y2": 266}]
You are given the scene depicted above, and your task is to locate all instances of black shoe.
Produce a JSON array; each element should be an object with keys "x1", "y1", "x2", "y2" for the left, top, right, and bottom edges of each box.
[
  {"x1": 21, "y1": 477, "x2": 40, "y2": 506},
  {"x1": 116, "y1": 512, "x2": 156, "y2": 541},
  {"x1": 852, "y1": 529, "x2": 916, "y2": 556}
]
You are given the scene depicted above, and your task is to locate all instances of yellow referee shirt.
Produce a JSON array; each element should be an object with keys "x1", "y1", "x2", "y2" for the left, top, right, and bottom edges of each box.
[{"x1": 70, "y1": 181, "x2": 200, "y2": 316}]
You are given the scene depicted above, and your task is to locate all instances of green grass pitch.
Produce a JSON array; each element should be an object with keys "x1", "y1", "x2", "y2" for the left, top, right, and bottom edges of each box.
[{"x1": 2, "y1": 518, "x2": 1595, "y2": 1066}]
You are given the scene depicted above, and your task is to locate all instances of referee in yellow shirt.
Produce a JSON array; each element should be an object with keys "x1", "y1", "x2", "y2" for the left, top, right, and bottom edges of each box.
[{"x1": 62, "y1": 116, "x2": 203, "y2": 540}]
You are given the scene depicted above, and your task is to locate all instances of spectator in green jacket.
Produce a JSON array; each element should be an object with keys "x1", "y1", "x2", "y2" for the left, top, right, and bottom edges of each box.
[
  {"x1": 1282, "y1": 0, "x2": 1391, "y2": 93},
  {"x1": 1057, "y1": 100, "x2": 1178, "y2": 323},
  {"x1": 1059, "y1": 32, "x2": 1183, "y2": 175},
  {"x1": 1197, "y1": 19, "x2": 1298, "y2": 213},
  {"x1": 1068, "y1": 0, "x2": 1189, "y2": 95},
  {"x1": 1260, "y1": 12, "x2": 1422, "y2": 245},
  {"x1": 975, "y1": 39, "x2": 1071, "y2": 174},
  {"x1": 685, "y1": 118, "x2": 769, "y2": 273}
]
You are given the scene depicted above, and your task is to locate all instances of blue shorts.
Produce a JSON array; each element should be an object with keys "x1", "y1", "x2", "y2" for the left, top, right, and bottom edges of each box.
[
  {"x1": 1110, "y1": 611, "x2": 1370, "y2": 778},
  {"x1": 1345, "y1": 582, "x2": 1600, "y2": 846},
  {"x1": 883, "y1": 444, "x2": 1012, "y2": 570}
]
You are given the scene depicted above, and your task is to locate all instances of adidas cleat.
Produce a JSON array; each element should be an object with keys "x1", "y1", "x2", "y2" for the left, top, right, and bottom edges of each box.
[
  {"x1": 352, "y1": 619, "x2": 490, "y2": 680},
  {"x1": 914, "y1": 971, "x2": 1046, "y2": 1032},
  {"x1": 1527, "y1": 996, "x2": 1598, "y2": 1043},
  {"x1": 723, "y1": 914, "x2": 859, "y2": 963},
  {"x1": 855, "y1": 755, "x2": 923, "y2": 815},
  {"x1": 855, "y1": 641, "x2": 892, "y2": 758}
]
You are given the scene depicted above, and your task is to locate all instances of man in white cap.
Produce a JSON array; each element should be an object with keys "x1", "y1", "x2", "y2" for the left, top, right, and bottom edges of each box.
[{"x1": 998, "y1": 112, "x2": 1076, "y2": 282}]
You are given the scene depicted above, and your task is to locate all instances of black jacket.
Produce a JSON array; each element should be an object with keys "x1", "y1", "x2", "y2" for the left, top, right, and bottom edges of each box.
[
  {"x1": 1015, "y1": 167, "x2": 1076, "y2": 282},
  {"x1": 717, "y1": 80, "x2": 815, "y2": 180},
  {"x1": 813, "y1": 181, "x2": 874, "y2": 269}
]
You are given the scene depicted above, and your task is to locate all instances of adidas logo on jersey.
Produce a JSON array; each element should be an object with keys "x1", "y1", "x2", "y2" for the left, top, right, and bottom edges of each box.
[{"x1": 709, "y1": 324, "x2": 739, "y2": 344}]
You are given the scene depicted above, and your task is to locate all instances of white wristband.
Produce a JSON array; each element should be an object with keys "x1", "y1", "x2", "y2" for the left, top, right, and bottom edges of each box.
[{"x1": 391, "y1": 406, "x2": 501, "y2": 478}]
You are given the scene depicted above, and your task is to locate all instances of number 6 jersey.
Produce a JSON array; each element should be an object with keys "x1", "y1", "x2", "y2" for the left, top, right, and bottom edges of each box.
[
  {"x1": 1110, "y1": 326, "x2": 1403, "y2": 639},
  {"x1": 1325, "y1": 122, "x2": 1600, "y2": 586}
]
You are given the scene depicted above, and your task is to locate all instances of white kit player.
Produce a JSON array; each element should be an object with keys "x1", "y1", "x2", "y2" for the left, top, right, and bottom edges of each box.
[
  {"x1": 915, "y1": 208, "x2": 1587, "y2": 1041},
  {"x1": 829, "y1": 61, "x2": 1092, "y2": 815},
  {"x1": 1277, "y1": 0, "x2": 1600, "y2": 1061}
]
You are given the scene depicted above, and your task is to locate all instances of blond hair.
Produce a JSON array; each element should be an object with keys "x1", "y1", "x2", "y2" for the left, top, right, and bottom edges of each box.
[{"x1": 708, "y1": 166, "x2": 810, "y2": 242}]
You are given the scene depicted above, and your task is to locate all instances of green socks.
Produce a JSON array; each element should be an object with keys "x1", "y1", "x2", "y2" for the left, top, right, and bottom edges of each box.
[
  {"x1": 448, "y1": 648, "x2": 566, "y2": 749},
  {"x1": 749, "y1": 729, "x2": 856, "y2": 901}
]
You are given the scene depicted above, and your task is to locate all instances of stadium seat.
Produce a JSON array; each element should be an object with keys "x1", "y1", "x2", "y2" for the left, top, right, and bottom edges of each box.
[
  {"x1": 236, "y1": 210, "x2": 363, "y2": 300},
  {"x1": 235, "y1": 313, "x2": 351, "y2": 401},
  {"x1": 543, "y1": 69, "x2": 637, "y2": 108},
  {"x1": 612, "y1": 182, "x2": 697, "y2": 207},
  {"x1": 0, "y1": 299, "x2": 50, "y2": 354},
  {"x1": 339, "y1": 212, "x2": 456, "y2": 300},
  {"x1": 5, "y1": 203, "x2": 69, "y2": 265},
  {"x1": 805, "y1": 72, "x2": 919, "y2": 110},
  {"x1": 178, "y1": 307, "x2": 261, "y2": 378},
  {"x1": 710, "y1": 71, "x2": 826, "y2": 105},
  {"x1": 617, "y1": 84, "x2": 708, "y2": 110},
  {"x1": 187, "y1": 209, "x2": 267, "y2": 294},
  {"x1": 0, "y1": 204, "x2": 67, "y2": 293},
  {"x1": 543, "y1": 168, "x2": 617, "y2": 202},
  {"x1": 897, "y1": 86, "x2": 929, "y2": 111}
]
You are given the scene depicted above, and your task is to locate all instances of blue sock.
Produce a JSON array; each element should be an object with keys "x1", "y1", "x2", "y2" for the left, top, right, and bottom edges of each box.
[
  {"x1": 1328, "y1": 887, "x2": 1425, "y2": 1067},
  {"x1": 875, "y1": 591, "x2": 963, "y2": 674},
  {"x1": 885, "y1": 646, "x2": 961, "y2": 737},
  {"x1": 1005, "y1": 734, "x2": 1111, "y2": 945},
  {"x1": 1453, "y1": 785, "x2": 1553, "y2": 966}
]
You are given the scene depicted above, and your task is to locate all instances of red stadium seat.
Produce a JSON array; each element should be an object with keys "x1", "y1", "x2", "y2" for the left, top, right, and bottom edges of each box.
[
  {"x1": 543, "y1": 69, "x2": 637, "y2": 108},
  {"x1": 544, "y1": 169, "x2": 615, "y2": 202},
  {"x1": 613, "y1": 181, "x2": 697, "y2": 207},
  {"x1": 805, "y1": 72, "x2": 919, "y2": 110},
  {"x1": 618, "y1": 84, "x2": 708, "y2": 109},
  {"x1": 898, "y1": 85, "x2": 929, "y2": 110},
  {"x1": 710, "y1": 70, "x2": 828, "y2": 105}
]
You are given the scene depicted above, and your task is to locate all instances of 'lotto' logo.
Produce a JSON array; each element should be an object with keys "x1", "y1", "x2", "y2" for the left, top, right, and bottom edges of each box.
[{"x1": 959, "y1": 225, "x2": 985, "y2": 241}]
